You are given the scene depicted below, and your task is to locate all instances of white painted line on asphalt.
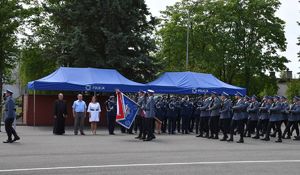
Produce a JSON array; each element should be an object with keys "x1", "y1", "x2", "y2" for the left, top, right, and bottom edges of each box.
[{"x1": 1, "y1": 160, "x2": 300, "y2": 172}]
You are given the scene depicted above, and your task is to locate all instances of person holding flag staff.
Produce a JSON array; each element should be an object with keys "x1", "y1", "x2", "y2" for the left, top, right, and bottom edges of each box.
[
  {"x1": 143, "y1": 90, "x2": 156, "y2": 141},
  {"x1": 106, "y1": 96, "x2": 116, "y2": 135},
  {"x1": 135, "y1": 91, "x2": 146, "y2": 139}
]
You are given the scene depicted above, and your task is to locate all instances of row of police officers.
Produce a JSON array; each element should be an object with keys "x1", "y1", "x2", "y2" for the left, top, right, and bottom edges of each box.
[{"x1": 150, "y1": 91, "x2": 300, "y2": 143}]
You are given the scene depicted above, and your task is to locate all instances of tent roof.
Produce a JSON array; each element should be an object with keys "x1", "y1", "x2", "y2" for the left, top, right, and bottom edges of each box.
[
  {"x1": 27, "y1": 67, "x2": 145, "y2": 92},
  {"x1": 147, "y1": 71, "x2": 246, "y2": 95}
]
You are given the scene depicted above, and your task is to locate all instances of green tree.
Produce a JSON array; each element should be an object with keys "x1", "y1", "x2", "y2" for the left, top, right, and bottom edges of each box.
[
  {"x1": 286, "y1": 80, "x2": 300, "y2": 100},
  {"x1": 157, "y1": 0, "x2": 288, "y2": 95},
  {"x1": 28, "y1": 0, "x2": 159, "y2": 82},
  {"x1": 0, "y1": 0, "x2": 34, "y2": 115}
]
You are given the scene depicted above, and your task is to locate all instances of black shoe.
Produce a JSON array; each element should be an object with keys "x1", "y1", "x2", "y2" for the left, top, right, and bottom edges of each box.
[
  {"x1": 74, "y1": 133, "x2": 78, "y2": 135},
  {"x1": 143, "y1": 138, "x2": 153, "y2": 141},
  {"x1": 208, "y1": 135, "x2": 214, "y2": 139},
  {"x1": 270, "y1": 134, "x2": 276, "y2": 137},
  {"x1": 109, "y1": 133, "x2": 115, "y2": 135},
  {"x1": 3, "y1": 140, "x2": 13, "y2": 143},
  {"x1": 80, "y1": 132, "x2": 85, "y2": 135},
  {"x1": 261, "y1": 138, "x2": 270, "y2": 141},
  {"x1": 227, "y1": 138, "x2": 233, "y2": 142},
  {"x1": 285, "y1": 136, "x2": 291, "y2": 139},
  {"x1": 275, "y1": 139, "x2": 282, "y2": 143},
  {"x1": 12, "y1": 136, "x2": 20, "y2": 142},
  {"x1": 135, "y1": 136, "x2": 141, "y2": 139},
  {"x1": 213, "y1": 136, "x2": 219, "y2": 140},
  {"x1": 196, "y1": 134, "x2": 203, "y2": 137},
  {"x1": 220, "y1": 137, "x2": 227, "y2": 141},
  {"x1": 252, "y1": 136, "x2": 259, "y2": 139},
  {"x1": 237, "y1": 140, "x2": 244, "y2": 143}
]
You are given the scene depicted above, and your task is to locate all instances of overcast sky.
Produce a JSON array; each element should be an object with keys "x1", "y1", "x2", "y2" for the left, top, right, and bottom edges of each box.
[{"x1": 145, "y1": 0, "x2": 300, "y2": 77}]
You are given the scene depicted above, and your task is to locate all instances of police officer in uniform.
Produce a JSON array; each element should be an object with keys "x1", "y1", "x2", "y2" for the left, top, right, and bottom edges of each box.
[
  {"x1": 261, "y1": 96, "x2": 283, "y2": 142},
  {"x1": 253, "y1": 96, "x2": 271, "y2": 139},
  {"x1": 175, "y1": 97, "x2": 182, "y2": 133},
  {"x1": 3, "y1": 89, "x2": 20, "y2": 143},
  {"x1": 167, "y1": 97, "x2": 177, "y2": 134},
  {"x1": 181, "y1": 96, "x2": 192, "y2": 134},
  {"x1": 135, "y1": 91, "x2": 146, "y2": 139},
  {"x1": 244, "y1": 95, "x2": 259, "y2": 137},
  {"x1": 281, "y1": 96, "x2": 289, "y2": 128},
  {"x1": 219, "y1": 92, "x2": 232, "y2": 141},
  {"x1": 196, "y1": 94, "x2": 211, "y2": 138},
  {"x1": 228, "y1": 92, "x2": 245, "y2": 143},
  {"x1": 161, "y1": 96, "x2": 168, "y2": 133},
  {"x1": 282, "y1": 96, "x2": 300, "y2": 139},
  {"x1": 208, "y1": 91, "x2": 221, "y2": 139},
  {"x1": 106, "y1": 96, "x2": 117, "y2": 135},
  {"x1": 194, "y1": 97, "x2": 202, "y2": 135},
  {"x1": 144, "y1": 90, "x2": 156, "y2": 141}
]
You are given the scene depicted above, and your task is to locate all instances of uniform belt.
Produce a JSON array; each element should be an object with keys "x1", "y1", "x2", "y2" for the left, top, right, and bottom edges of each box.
[{"x1": 76, "y1": 112, "x2": 84, "y2": 113}]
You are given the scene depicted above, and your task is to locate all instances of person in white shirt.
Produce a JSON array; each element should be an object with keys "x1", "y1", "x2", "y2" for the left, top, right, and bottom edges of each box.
[{"x1": 87, "y1": 96, "x2": 101, "y2": 135}]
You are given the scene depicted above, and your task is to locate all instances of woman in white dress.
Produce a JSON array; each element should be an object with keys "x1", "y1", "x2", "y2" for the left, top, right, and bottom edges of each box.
[{"x1": 87, "y1": 96, "x2": 101, "y2": 135}]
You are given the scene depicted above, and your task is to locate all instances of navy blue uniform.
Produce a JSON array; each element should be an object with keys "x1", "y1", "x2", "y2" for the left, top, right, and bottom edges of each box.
[
  {"x1": 181, "y1": 100, "x2": 193, "y2": 134},
  {"x1": 106, "y1": 100, "x2": 116, "y2": 135}
]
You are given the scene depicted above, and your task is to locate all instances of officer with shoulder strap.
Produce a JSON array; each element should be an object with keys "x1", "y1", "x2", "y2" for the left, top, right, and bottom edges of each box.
[
  {"x1": 219, "y1": 92, "x2": 232, "y2": 141},
  {"x1": 228, "y1": 92, "x2": 245, "y2": 143},
  {"x1": 3, "y1": 89, "x2": 20, "y2": 143}
]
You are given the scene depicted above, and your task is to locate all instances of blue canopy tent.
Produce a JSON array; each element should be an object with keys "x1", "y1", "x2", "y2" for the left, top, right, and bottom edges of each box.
[
  {"x1": 147, "y1": 72, "x2": 246, "y2": 95},
  {"x1": 27, "y1": 67, "x2": 146, "y2": 126},
  {"x1": 27, "y1": 67, "x2": 146, "y2": 93}
]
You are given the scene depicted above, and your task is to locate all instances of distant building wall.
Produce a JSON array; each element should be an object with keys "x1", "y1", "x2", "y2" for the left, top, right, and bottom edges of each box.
[{"x1": 277, "y1": 82, "x2": 288, "y2": 97}]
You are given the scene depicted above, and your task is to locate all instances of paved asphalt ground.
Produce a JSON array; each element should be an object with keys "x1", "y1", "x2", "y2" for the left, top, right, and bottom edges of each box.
[{"x1": 0, "y1": 126, "x2": 300, "y2": 175}]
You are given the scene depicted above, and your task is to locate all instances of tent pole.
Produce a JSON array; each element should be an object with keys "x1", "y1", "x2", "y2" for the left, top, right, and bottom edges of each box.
[{"x1": 33, "y1": 90, "x2": 36, "y2": 126}]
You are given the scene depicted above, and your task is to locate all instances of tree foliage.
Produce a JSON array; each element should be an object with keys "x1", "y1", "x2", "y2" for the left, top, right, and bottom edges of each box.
[
  {"x1": 286, "y1": 80, "x2": 300, "y2": 100},
  {"x1": 21, "y1": 0, "x2": 160, "y2": 83},
  {"x1": 157, "y1": 0, "x2": 288, "y2": 95}
]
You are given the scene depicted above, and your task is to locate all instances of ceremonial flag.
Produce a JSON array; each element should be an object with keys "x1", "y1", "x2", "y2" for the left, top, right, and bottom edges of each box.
[{"x1": 116, "y1": 91, "x2": 139, "y2": 129}]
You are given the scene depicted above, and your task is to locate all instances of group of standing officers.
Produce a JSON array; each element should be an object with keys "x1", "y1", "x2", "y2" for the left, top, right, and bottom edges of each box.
[{"x1": 133, "y1": 91, "x2": 300, "y2": 143}]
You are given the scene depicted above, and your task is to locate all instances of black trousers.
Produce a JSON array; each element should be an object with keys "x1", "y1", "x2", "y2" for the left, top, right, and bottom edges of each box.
[
  {"x1": 189, "y1": 116, "x2": 195, "y2": 132},
  {"x1": 168, "y1": 117, "x2": 176, "y2": 134},
  {"x1": 176, "y1": 114, "x2": 181, "y2": 132},
  {"x1": 283, "y1": 121, "x2": 299, "y2": 137},
  {"x1": 245, "y1": 120, "x2": 258, "y2": 135},
  {"x1": 209, "y1": 115, "x2": 220, "y2": 136},
  {"x1": 161, "y1": 117, "x2": 168, "y2": 133},
  {"x1": 144, "y1": 118, "x2": 155, "y2": 139},
  {"x1": 135, "y1": 115, "x2": 144, "y2": 137},
  {"x1": 107, "y1": 114, "x2": 116, "y2": 134},
  {"x1": 230, "y1": 120, "x2": 244, "y2": 140},
  {"x1": 219, "y1": 118, "x2": 231, "y2": 138},
  {"x1": 265, "y1": 121, "x2": 282, "y2": 140},
  {"x1": 5, "y1": 118, "x2": 18, "y2": 141},
  {"x1": 199, "y1": 117, "x2": 209, "y2": 135},
  {"x1": 181, "y1": 116, "x2": 190, "y2": 133},
  {"x1": 255, "y1": 119, "x2": 269, "y2": 136},
  {"x1": 194, "y1": 116, "x2": 200, "y2": 134}
]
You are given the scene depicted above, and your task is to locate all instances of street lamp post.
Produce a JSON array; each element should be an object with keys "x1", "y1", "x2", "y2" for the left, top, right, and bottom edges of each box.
[{"x1": 186, "y1": 11, "x2": 190, "y2": 70}]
